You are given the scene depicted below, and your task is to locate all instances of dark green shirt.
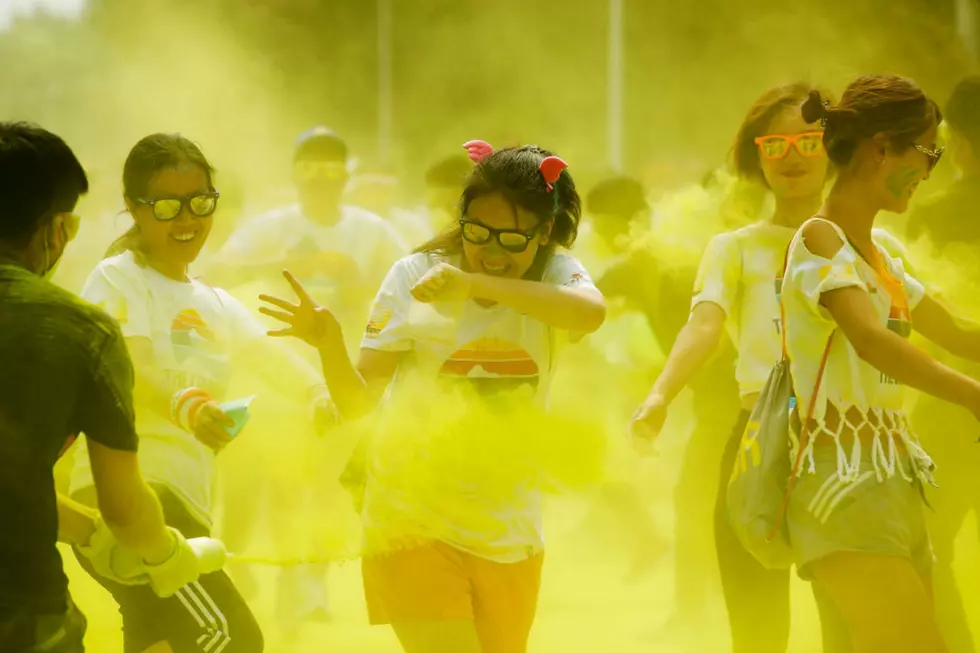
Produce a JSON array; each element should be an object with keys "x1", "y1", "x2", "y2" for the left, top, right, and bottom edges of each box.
[{"x1": 0, "y1": 260, "x2": 138, "y2": 614}]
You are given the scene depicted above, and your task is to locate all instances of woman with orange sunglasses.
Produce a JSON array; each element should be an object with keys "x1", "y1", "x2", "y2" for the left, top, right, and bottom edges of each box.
[{"x1": 631, "y1": 83, "x2": 836, "y2": 653}]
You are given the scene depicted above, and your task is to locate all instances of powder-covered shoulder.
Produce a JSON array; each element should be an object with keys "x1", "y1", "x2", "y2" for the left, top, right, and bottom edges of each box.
[
  {"x1": 384, "y1": 251, "x2": 445, "y2": 285},
  {"x1": 542, "y1": 252, "x2": 597, "y2": 289},
  {"x1": 84, "y1": 251, "x2": 146, "y2": 292}
]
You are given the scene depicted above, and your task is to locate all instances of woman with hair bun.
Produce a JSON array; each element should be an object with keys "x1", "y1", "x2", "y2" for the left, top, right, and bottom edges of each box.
[{"x1": 781, "y1": 74, "x2": 980, "y2": 652}]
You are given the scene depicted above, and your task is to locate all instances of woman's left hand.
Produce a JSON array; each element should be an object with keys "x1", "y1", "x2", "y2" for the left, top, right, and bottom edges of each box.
[
  {"x1": 410, "y1": 263, "x2": 473, "y2": 303},
  {"x1": 192, "y1": 402, "x2": 236, "y2": 451}
]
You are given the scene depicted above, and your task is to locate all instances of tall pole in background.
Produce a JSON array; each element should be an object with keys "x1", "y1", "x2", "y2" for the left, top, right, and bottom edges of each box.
[
  {"x1": 607, "y1": 0, "x2": 624, "y2": 171},
  {"x1": 955, "y1": 0, "x2": 979, "y2": 62},
  {"x1": 377, "y1": 0, "x2": 393, "y2": 167}
]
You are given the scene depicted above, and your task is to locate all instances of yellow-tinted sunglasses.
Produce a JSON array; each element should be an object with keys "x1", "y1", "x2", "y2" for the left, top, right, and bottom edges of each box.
[
  {"x1": 136, "y1": 192, "x2": 220, "y2": 221},
  {"x1": 754, "y1": 131, "x2": 825, "y2": 160},
  {"x1": 293, "y1": 160, "x2": 348, "y2": 182}
]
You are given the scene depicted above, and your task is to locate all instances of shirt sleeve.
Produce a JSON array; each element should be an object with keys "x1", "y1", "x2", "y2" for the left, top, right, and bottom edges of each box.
[
  {"x1": 74, "y1": 322, "x2": 139, "y2": 452},
  {"x1": 541, "y1": 254, "x2": 599, "y2": 292},
  {"x1": 691, "y1": 232, "x2": 740, "y2": 316},
  {"x1": 360, "y1": 257, "x2": 421, "y2": 352},
  {"x1": 80, "y1": 260, "x2": 152, "y2": 340},
  {"x1": 787, "y1": 232, "x2": 866, "y2": 318},
  {"x1": 215, "y1": 289, "x2": 267, "y2": 347}
]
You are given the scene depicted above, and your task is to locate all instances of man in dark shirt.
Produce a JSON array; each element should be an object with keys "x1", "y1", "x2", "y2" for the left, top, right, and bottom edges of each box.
[
  {"x1": 0, "y1": 122, "x2": 210, "y2": 652},
  {"x1": 906, "y1": 77, "x2": 980, "y2": 653}
]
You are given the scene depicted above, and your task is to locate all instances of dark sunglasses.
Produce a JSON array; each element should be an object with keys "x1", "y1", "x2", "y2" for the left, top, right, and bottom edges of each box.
[
  {"x1": 913, "y1": 144, "x2": 944, "y2": 172},
  {"x1": 136, "y1": 191, "x2": 220, "y2": 221},
  {"x1": 460, "y1": 219, "x2": 539, "y2": 253}
]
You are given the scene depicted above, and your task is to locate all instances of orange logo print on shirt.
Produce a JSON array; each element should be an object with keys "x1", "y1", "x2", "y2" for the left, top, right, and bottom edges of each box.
[
  {"x1": 170, "y1": 308, "x2": 221, "y2": 364},
  {"x1": 438, "y1": 337, "x2": 540, "y2": 396},
  {"x1": 366, "y1": 307, "x2": 392, "y2": 336}
]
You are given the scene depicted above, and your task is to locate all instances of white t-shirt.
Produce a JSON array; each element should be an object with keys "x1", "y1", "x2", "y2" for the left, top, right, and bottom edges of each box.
[
  {"x1": 692, "y1": 222, "x2": 795, "y2": 397},
  {"x1": 359, "y1": 251, "x2": 598, "y2": 562},
  {"x1": 783, "y1": 218, "x2": 931, "y2": 482},
  {"x1": 693, "y1": 221, "x2": 911, "y2": 398},
  {"x1": 218, "y1": 203, "x2": 407, "y2": 351},
  {"x1": 71, "y1": 251, "x2": 266, "y2": 527}
]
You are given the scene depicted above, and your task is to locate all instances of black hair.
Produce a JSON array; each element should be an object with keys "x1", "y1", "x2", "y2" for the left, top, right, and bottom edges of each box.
[
  {"x1": 802, "y1": 75, "x2": 941, "y2": 168},
  {"x1": 424, "y1": 154, "x2": 473, "y2": 188},
  {"x1": 945, "y1": 75, "x2": 980, "y2": 152},
  {"x1": 416, "y1": 145, "x2": 581, "y2": 280},
  {"x1": 0, "y1": 122, "x2": 88, "y2": 247},
  {"x1": 105, "y1": 133, "x2": 215, "y2": 258},
  {"x1": 293, "y1": 127, "x2": 348, "y2": 163},
  {"x1": 586, "y1": 176, "x2": 648, "y2": 222}
]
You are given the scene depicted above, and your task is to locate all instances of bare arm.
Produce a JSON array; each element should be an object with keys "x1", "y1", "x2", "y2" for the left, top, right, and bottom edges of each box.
[
  {"x1": 316, "y1": 338, "x2": 402, "y2": 419},
  {"x1": 468, "y1": 274, "x2": 606, "y2": 333},
  {"x1": 629, "y1": 302, "x2": 726, "y2": 439},
  {"x1": 823, "y1": 287, "x2": 980, "y2": 407},
  {"x1": 645, "y1": 302, "x2": 727, "y2": 405},
  {"x1": 258, "y1": 271, "x2": 403, "y2": 420},
  {"x1": 129, "y1": 337, "x2": 233, "y2": 450},
  {"x1": 86, "y1": 440, "x2": 174, "y2": 564},
  {"x1": 802, "y1": 220, "x2": 980, "y2": 411},
  {"x1": 912, "y1": 294, "x2": 980, "y2": 364}
]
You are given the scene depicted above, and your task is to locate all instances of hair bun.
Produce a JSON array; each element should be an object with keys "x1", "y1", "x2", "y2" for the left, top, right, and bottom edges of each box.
[{"x1": 801, "y1": 90, "x2": 828, "y2": 125}]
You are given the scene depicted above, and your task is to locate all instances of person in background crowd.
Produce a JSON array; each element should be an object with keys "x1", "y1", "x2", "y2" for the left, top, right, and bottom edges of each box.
[{"x1": 905, "y1": 75, "x2": 980, "y2": 653}]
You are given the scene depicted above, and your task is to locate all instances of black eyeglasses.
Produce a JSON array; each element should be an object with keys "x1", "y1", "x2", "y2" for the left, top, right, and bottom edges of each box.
[
  {"x1": 136, "y1": 191, "x2": 220, "y2": 221},
  {"x1": 913, "y1": 144, "x2": 944, "y2": 172},
  {"x1": 460, "y1": 219, "x2": 539, "y2": 253}
]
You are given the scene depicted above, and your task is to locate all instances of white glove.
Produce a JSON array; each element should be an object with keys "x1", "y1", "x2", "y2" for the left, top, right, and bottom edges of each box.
[
  {"x1": 145, "y1": 529, "x2": 227, "y2": 598},
  {"x1": 77, "y1": 520, "x2": 227, "y2": 598},
  {"x1": 75, "y1": 517, "x2": 146, "y2": 586}
]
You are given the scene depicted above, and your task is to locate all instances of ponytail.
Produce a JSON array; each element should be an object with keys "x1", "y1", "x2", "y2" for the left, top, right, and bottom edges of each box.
[{"x1": 103, "y1": 222, "x2": 145, "y2": 263}]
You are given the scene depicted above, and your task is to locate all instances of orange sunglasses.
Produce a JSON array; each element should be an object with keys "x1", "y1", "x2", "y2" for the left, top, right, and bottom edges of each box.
[{"x1": 754, "y1": 131, "x2": 825, "y2": 160}]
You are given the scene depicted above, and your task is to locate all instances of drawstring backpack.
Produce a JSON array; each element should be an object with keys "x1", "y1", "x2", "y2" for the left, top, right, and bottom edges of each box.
[{"x1": 725, "y1": 242, "x2": 834, "y2": 570}]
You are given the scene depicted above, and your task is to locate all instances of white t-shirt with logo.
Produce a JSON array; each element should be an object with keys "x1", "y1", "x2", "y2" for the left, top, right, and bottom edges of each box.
[
  {"x1": 359, "y1": 251, "x2": 597, "y2": 562},
  {"x1": 218, "y1": 203, "x2": 407, "y2": 351},
  {"x1": 71, "y1": 251, "x2": 267, "y2": 527}
]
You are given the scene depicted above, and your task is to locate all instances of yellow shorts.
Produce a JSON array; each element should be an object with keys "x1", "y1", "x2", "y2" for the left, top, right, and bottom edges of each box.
[{"x1": 362, "y1": 541, "x2": 543, "y2": 653}]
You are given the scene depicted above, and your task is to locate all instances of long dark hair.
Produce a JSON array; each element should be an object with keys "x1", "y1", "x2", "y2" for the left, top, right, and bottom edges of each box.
[
  {"x1": 105, "y1": 133, "x2": 215, "y2": 259},
  {"x1": 416, "y1": 145, "x2": 581, "y2": 280}
]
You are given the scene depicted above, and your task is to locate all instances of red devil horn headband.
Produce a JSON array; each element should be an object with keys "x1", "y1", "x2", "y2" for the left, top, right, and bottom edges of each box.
[
  {"x1": 463, "y1": 140, "x2": 494, "y2": 163},
  {"x1": 538, "y1": 156, "x2": 568, "y2": 192},
  {"x1": 463, "y1": 140, "x2": 568, "y2": 193}
]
